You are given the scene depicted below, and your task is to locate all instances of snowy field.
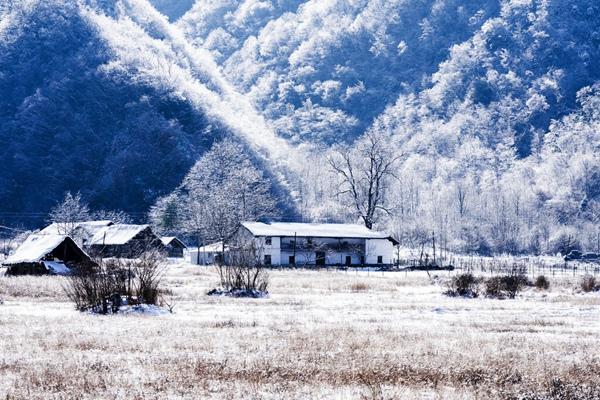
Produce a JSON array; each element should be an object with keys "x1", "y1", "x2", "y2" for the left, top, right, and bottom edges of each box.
[{"x1": 1, "y1": 263, "x2": 599, "y2": 399}]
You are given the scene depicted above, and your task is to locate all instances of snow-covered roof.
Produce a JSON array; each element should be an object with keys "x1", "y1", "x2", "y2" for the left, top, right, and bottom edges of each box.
[
  {"x1": 39, "y1": 220, "x2": 113, "y2": 237},
  {"x1": 160, "y1": 236, "x2": 186, "y2": 247},
  {"x1": 88, "y1": 224, "x2": 151, "y2": 246},
  {"x1": 161, "y1": 236, "x2": 175, "y2": 246},
  {"x1": 4, "y1": 234, "x2": 69, "y2": 264},
  {"x1": 241, "y1": 222, "x2": 392, "y2": 240}
]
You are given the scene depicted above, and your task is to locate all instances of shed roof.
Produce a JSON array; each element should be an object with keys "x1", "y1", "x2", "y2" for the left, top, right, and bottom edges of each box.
[
  {"x1": 241, "y1": 222, "x2": 393, "y2": 240},
  {"x1": 160, "y1": 237, "x2": 187, "y2": 248},
  {"x1": 88, "y1": 224, "x2": 150, "y2": 246},
  {"x1": 4, "y1": 234, "x2": 70, "y2": 264}
]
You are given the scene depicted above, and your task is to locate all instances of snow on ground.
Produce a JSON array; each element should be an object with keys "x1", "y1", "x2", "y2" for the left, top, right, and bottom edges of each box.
[{"x1": 0, "y1": 261, "x2": 599, "y2": 399}]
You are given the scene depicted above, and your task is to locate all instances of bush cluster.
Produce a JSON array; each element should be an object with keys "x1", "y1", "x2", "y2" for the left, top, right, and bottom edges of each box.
[
  {"x1": 484, "y1": 274, "x2": 530, "y2": 299},
  {"x1": 214, "y1": 246, "x2": 269, "y2": 295},
  {"x1": 64, "y1": 251, "x2": 166, "y2": 313},
  {"x1": 445, "y1": 271, "x2": 545, "y2": 299},
  {"x1": 581, "y1": 275, "x2": 599, "y2": 293},
  {"x1": 534, "y1": 275, "x2": 550, "y2": 290},
  {"x1": 445, "y1": 273, "x2": 481, "y2": 298}
]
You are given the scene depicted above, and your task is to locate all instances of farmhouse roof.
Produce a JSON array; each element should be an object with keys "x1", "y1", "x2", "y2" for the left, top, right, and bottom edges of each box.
[
  {"x1": 241, "y1": 222, "x2": 395, "y2": 241},
  {"x1": 160, "y1": 237, "x2": 186, "y2": 247},
  {"x1": 88, "y1": 224, "x2": 151, "y2": 246},
  {"x1": 4, "y1": 234, "x2": 71, "y2": 264}
]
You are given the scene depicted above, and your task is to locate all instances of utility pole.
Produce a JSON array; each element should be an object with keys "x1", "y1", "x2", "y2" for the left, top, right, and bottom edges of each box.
[
  {"x1": 293, "y1": 232, "x2": 297, "y2": 267},
  {"x1": 432, "y1": 230, "x2": 436, "y2": 266}
]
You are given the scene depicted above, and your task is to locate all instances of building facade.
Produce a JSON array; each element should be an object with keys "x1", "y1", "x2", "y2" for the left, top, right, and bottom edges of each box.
[{"x1": 235, "y1": 222, "x2": 398, "y2": 267}]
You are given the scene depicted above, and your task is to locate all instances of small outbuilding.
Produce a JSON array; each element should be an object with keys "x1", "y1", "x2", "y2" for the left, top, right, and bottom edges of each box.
[
  {"x1": 87, "y1": 224, "x2": 164, "y2": 258},
  {"x1": 3, "y1": 234, "x2": 93, "y2": 275},
  {"x1": 188, "y1": 242, "x2": 229, "y2": 265},
  {"x1": 160, "y1": 237, "x2": 187, "y2": 258}
]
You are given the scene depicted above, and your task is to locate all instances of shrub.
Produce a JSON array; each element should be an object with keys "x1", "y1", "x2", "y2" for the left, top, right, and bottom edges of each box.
[
  {"x1": 445, "y1": 273, "x2": 480, "y2": 297},
  {"x1": 350, "y1": 282, "x2": 370, "y2": 292},
  {"x1": 581, "y1": 275, "x2": 598, "y2": 293},
  {"x1": 215, "y1": 245, "x2": 269, "y2": 295},
  {"x1": 485, "y1": 274, "x2": 529, "y2": 299},
  {"x1": 534, "y1": 275, "x2": 550, "y2": 290},
  {"x1": 64, "y1": 251, "x2": 166, "y2": 313}
]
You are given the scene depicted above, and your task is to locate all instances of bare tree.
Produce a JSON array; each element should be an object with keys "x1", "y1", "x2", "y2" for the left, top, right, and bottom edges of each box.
[
  {"x1": 183, "y1": 196, "x2": 209, "y2": 264},
  {"x1": 328, "y1": 131, "x2": 402, "y2": 229},
  {"x1": 47, "y1": 192, "x2": 90, "y2": 237}
]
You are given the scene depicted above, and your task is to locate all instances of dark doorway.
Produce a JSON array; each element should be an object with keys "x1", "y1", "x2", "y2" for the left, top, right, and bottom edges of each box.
[
  {"x1": 345, "y1": 255, "x2": 352, "y2": 266},
  {"x1": 289, "y1": 255, "x2": 295, "y2": 265},
  {"x1": 315, "y1": 251, "x2": 326, "y2": 266}
]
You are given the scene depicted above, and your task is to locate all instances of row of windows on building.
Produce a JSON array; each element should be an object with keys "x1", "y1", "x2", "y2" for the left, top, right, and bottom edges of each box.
[{"x1": 262, "y1": 254, "x2": 384, "y2": 265}]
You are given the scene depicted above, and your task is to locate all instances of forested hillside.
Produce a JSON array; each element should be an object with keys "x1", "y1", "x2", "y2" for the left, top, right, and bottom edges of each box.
[
  {"x1": 1, "y1": 0, "x2": 600, "y2": 254},
  {"x1": 0, "y1": 0, "x2": 287, "y2": 226}
]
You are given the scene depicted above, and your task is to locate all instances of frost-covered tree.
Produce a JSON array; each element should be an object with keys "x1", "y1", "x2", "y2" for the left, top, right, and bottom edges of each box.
[
  {"x1": 47, "y1": 192, "x2": 91, "y2": 237},
  {"x1": 93, "y1": 210, "x2": 132, "y2": 224},
  {"x1": 149, "y1": 192, "x2": 183, "y2": 235},
  {"x1": 185, "y1": 139, "x2": 277, "y2": 243},
  {"x1": 329, "y1": 131, "x2": 402, "y2": 229},
  {"x1": 153, "y1": 139, "x2": 278, "y2": 247}
]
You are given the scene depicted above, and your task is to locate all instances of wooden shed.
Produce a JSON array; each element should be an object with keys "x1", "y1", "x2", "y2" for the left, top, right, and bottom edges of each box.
[
  {"x1": 3, "y1": 234, "x2": 93, "y2": 275},
  {"x1": 160, "y1": 237, "x2": 187, "y2": 258},
  {"x1": 87, "y1": 224, "x2": 164, "y2": 258}
]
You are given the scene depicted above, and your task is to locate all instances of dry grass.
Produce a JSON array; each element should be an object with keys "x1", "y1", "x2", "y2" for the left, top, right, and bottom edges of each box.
[
  {"x1": 0, "y1": 273, "x2": 68, "y2": 300},
  {"x1": 349, "y1": 282, "x2": 370, "y2": 292},
  {"x1": 1, "y1": 264, "x2": 599, "y2": 399}
]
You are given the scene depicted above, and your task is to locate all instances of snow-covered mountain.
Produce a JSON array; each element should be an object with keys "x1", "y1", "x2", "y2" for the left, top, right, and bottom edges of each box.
[
  {"x1": 1, "y1": 0, "x2": 600, "y2": 240},
  {"x1": 0, "y1": 0, "x2": 291, "y2": 224}
]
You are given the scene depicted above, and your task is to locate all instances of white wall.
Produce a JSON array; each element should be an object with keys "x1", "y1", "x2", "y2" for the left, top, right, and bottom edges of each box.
[
  {"x1": 365, "y1": 239, "x2": 394, "y2": 264},
  {"x1": 255, "y1": 236, "x2": 281, "y2": 265},
  {"x1": 187, "y1": 250, "x2": 215, "y2": 265}
]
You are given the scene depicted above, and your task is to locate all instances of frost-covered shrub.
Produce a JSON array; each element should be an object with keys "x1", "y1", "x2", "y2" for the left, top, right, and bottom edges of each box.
[
  {"x1": 581, "y1": 275, "x2": 598, "y2": 293},
  {"x1": 213, "y1": 244, "x2": 269, "y2": 296},
  {"x1": 64, "y1": 251, "x2": 166, "y2": 313},
  {"x1": 485, "y1": 274, "x2": 529, "y2": 299},
  {"x1": 534, "y1": 275, "x2": 550, "y2": 290},
  {"x1": 445, "y1": 273, "x2": 481, "y2": 298}
]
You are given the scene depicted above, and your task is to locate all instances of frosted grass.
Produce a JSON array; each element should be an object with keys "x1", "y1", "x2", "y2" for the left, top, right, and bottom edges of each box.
[{"x1": 0, "y1": 262, "x2": 599, "y2": 399}]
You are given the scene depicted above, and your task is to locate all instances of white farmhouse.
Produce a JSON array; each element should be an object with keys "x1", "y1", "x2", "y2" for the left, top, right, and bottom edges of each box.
[{"x1": 236, "y1": 222, "x2": 398, "y2": 267}]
